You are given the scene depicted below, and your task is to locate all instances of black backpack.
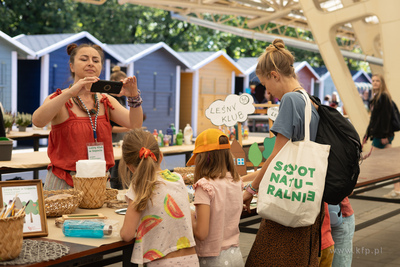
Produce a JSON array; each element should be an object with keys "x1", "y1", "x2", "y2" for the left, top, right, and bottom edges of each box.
[
  {"x1": 391, "y1": 100, "x2": 400, "y2": 132},
  {"x1": 309, "y1": 95, "x2": 362, "y2": 205}
]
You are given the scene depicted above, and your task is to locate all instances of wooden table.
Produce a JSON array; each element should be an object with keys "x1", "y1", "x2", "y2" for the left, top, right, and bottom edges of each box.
[
  {"x1": 6, "y1": 128, "x2": 50, "y2": 151},
  {"x1": 351, "y1": 146, "x2": 400, "y2": 203},
  {"x1": 0, "y1": 136, "x2": 266, "y2": 180},
  {"x1": 8, "y1": 205, "x2": 137, "y2": 267}
]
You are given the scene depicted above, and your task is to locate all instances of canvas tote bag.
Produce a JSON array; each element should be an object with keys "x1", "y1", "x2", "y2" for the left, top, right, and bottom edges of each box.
[{"x1": 257, "y1": 90, "x2": 330, "y2": 227}]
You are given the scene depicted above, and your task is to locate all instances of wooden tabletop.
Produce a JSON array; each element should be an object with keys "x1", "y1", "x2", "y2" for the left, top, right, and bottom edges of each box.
[
  {"x1": 357, "y1": 146, "x2": 400, "y2": 188},
  {"x1": 0, "y1": 136, "x2": 266, "y2": 170},
  {"x1": 6, "y1": 128, "x2": 50, "y2": 139}
]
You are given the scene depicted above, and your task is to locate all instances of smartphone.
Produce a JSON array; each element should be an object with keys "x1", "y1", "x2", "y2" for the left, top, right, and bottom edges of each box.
[{"x1": 90, "y1": 80, "x2": 123, "y2": 94}]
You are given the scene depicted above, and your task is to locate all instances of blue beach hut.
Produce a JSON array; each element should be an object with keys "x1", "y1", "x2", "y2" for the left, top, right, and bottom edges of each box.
[
  {"x1": 0, "y1": 31, "x2": 35, "y2": 113},
  {"x1": 13, "y1": 31, "x2": 124, "y2": 115},
  {"x1": 106, "y1": 42, "x2": 191, "y2": 133}
]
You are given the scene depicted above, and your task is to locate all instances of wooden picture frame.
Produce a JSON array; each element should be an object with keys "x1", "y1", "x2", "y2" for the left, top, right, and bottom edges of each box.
[{"x1": 0, "y1": 180, "x2": 48, "y2": 237}]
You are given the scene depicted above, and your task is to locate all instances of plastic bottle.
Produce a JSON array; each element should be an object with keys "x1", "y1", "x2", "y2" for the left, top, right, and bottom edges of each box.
[
  {"x1": 163, "y1": 135, "x2": 170, "y2": 147},
  {"x1": 183, "y1": 124, "x2": 193, "y2": 145},
  {"x1": 153, "y1": 129, "x2": 158, "y2": 142},
  {"x1": 166, "y1": 127, "x2": 174, "y2": 146},
  {"x1": 158, "y1": 130, "x2": 164, "y2": 147},
  {"x1": 176, "y1": 129, "x2": 183, "y2": 145},
  {"x1": 244, "y1": 128, "x2": 249, "y2": 140},
  {"x1": 62, "y1": 220, "x2": 112, "y2": 238},
  {"x1": 170, "y1": 123, "x2": 176, "y2": 145}
]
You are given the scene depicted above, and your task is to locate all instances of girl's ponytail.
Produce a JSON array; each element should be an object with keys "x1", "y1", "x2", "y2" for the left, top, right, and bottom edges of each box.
[{"x1": 119, "y1": 129, "x2": 161, "y2": 212}]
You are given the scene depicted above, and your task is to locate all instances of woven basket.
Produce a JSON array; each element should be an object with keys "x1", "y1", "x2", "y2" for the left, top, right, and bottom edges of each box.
[
  {"x1": 73, "y1": 175, "x2": 107, "y2": 209},
  {"x1": 44, "y1": 189, "x2": 84, "y2": 217},
  {"x1": 105, "y1": 188, "x2": 118, "y2": 201},
  {"x1": 0, "y1": 212, "x2": 25, "y2": 261},
  {"x1": 173, "y1": 167, "x2": 195, "y2": 185}
]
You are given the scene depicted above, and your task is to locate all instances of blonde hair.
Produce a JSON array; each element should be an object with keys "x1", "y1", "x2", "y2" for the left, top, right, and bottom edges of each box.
[
  {"x1": 371, "y1": 74, "x2": 392, "y2": 105},
  {"x1": 119, "y1": 129, "x2": 162, "y2": 212},
  {"x1": 110, "y1": 66, "x2": 127, "y2": 82},
  {"x1": 256, "y1": 39, "x2": 296, "y2": 79},
  {"x1": 193, "y1": 135, "x2": 240, "y2": 183}
]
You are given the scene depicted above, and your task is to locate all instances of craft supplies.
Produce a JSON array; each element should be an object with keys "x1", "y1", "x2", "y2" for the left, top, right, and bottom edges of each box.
[{"x1": 0, "y1": 194, "x2": 25, "y2": 261}]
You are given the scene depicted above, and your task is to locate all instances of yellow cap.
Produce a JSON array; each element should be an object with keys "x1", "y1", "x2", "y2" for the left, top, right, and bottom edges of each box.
[{"x1": 186, "y1": 128, "x2": 231, "y2": 166}]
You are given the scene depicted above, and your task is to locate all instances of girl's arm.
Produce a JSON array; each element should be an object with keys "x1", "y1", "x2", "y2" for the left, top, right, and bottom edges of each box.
[
  {"x1": 241, "y1": 171, "x2": 259, "y2": 182},
  {"x1": 120, "y1": 200, "x2": 141, "y2": 242},
  {"x1": 112, "y1": 125, "x2": 130, "y2": 134},
  {"x1": 243, "y1": 133, "x2": 288, "y2": 212},
  {"x1": 191, "y1": 204, "x2": 210, "y2": 241}
]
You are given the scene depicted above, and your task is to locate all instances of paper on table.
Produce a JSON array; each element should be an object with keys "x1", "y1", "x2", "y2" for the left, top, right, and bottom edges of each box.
[{"x1": 76, "y1": 160, "x2": 106, "y2": 178}]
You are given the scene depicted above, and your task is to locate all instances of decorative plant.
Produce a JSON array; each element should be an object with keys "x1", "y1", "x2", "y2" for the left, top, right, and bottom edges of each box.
[
  {"x1": 15, "y1": 112, "x2": 32, "y2": 127},
  {"x1": 3, "y1": 113, "x2": 14, "y2": 129}
]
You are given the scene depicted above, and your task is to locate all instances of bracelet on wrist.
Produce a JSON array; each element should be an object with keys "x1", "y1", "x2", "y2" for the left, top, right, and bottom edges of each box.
[
  {"x1": 127, "y1": 90, "x2": 143, "y2": 108},
  {"x1": 244, "y1": 183, "x2": 258, "y2": 196}
]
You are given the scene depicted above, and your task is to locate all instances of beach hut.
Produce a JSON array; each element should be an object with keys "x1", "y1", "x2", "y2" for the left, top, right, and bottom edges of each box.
[
  {"x1": 315, "y1": 67, "x2": 372, "y2": 103},
  {"x1": 235, "y1": 57, "x2": 259, "y2": 94},
  {"x1": 0, "y1": 31, "x2": 35, "y2": 113},
  {"x1": 178, "y1": 51, "x2": 244, "y2": 136},
  {"x1": 106, "y1": 42, "x2": 191, "y2": 132},
  {"x1": 13, "y1": 31, "x2": 124, "y2": 114},
  {"x1": 293, "y1": 61, "x2": 321, "y2": 95}
]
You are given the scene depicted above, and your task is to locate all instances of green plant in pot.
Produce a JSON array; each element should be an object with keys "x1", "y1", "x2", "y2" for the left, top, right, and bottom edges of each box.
[
  {"x1": 15, "y1": 112, "x2": 32, "y2": 132},
  {"x1": 3, "y1": 113, "x2": 14, "y2": 134}
]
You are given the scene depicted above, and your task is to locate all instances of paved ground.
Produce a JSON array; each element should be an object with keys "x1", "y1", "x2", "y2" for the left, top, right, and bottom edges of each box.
[
  {"x1": 3, "y1": 146, "x2": 400, "y2": 266},
  {"x1": 239, "y1": 186, "x2": 400, "y2": 266}
]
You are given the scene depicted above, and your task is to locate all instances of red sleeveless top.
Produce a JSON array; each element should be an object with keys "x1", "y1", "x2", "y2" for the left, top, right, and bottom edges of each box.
[{"x1": 47, "y1": 89, "x2": 115, "y2": 186}]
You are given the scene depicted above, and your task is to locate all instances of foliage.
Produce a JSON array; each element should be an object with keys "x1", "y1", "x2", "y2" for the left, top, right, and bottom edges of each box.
[
  {"x1": 0, "y1": 0, "x2": 362, "y2": 69},
  {"x1": 15, "y1": 112, "x2": 32, "y2": 127},
  {"x1": 3, "y1": 113, "x2": 14, "y2": 128}
]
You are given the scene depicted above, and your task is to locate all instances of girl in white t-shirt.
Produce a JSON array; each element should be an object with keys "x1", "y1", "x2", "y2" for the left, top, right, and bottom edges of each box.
[
  {"x1": 120, "y1": 129, "x2": 199, "y2": 267},
  {"x1": 187, "y1": 128, "x2": 244, "y2": 267}
]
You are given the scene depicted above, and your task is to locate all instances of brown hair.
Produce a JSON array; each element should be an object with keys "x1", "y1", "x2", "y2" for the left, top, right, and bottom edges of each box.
[
  {"x1": 193, "y1": 135, "x2": 240, "y2": 183},
  {"x1": 371, "y1": 74, "x2": 392, "y2": 105},
  {"x1": 110, "y1": 66, "x2": 127, "y2": 82},
  {"x1": 119, "y1": 129, "x2": 162, "y2": 212},
  {"x1": 256, "y1": 39, "x2": 296, "y2": 79},
  {"x1": 66, "y1": 43, "x2": 104, "y2": 78}
]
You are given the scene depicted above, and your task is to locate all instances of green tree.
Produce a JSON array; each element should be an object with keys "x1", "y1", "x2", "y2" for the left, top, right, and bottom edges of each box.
[
  {"x1": 0, "y1": 0, "x2": 77, "y2": 36},
  {"x1": 0, "y1": 0, "x2": 332, "y2": 66}
]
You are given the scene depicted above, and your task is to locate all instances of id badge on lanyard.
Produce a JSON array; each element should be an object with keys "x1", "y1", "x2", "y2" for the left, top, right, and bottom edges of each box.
[{"x1": 87, "y1": 142, "x2": 105, "y2": 160}]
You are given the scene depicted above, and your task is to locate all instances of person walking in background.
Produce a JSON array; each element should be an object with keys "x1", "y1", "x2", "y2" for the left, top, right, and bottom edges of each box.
[
  {"x1": 187, "y1": 128, "x2": 244, "y2": 267},
  {"x1": 331, "y1": 197, "x2": 355, "y2": 267},
  {"x1": 32, "y1": 43, "x2": 143, "y2": 190},
  {"x1": 242, "y1": 38, "x2": 322, "y2": 266},
  {"x1": 109, "y1": 66, "x2": 130, "y2": 189},
  {"x1": 120, "y1": 129, "x2": 198, "y2": 267},
  {"x1": 364, "y1": 74, "x2": 397, "y2": 198}
]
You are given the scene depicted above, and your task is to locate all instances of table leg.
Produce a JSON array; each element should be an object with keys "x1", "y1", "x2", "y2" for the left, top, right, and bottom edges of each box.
[
  {"x1": 122, "y1": 245, "x2": 136, "y2": 267},
  {"x1": 185, "y1": 152, "x2": 192, "y2": 164},
  {"x1": 33, "y1": 170, "x2": 39, "y2": 179},
  {"x1": 33, "y1": 138, "x2": 39, "y2": 151}
]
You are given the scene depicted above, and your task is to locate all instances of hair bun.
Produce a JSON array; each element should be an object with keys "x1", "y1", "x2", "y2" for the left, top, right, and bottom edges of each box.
[
  {"x1": 66, "y1": 43, "x2": 78, "y2": 56},
  {"x1": 112, "y1": 66, "x2": 121, "y2": 73},
  {"x1": 272, "y1": 39, "x2": 285, "y2": 49}
]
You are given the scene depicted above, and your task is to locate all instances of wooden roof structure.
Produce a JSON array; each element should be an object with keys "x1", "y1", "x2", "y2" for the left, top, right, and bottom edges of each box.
[{"x1": 73, "y1": 0, "x2": 400, "y2": 147}]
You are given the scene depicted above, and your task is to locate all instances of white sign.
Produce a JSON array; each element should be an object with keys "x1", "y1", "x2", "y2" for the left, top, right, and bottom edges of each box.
[
  {"x1": 205, "y1": 93, "x2": 255, "y2": 127},
  {"x1": 267, "y1": 106, "x2": 279, "y2": 121}
]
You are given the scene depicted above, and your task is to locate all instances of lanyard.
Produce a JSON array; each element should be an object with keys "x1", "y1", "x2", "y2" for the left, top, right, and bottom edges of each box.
[{"x1": 77, "y1": 94, "x2": 99, "y2": 142}]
